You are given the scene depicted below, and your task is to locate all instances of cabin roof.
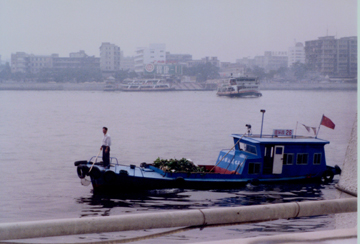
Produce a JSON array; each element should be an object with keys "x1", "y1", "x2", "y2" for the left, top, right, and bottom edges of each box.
[{"x1": 232, "y1": 134, "x2": 330, "y2": 145}]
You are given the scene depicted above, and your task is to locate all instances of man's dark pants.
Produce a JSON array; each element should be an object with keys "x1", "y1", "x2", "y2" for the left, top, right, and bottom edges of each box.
[{"x1": 102, "y1": 146, "x2": 110, "y2": 168}]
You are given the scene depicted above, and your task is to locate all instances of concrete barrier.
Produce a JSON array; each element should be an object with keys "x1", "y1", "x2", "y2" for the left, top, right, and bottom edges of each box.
[
  {"x1": 335, "y1": 115, "x2": 358, "y2": 229},
  {"x1": 0, "y1": 198, "x2": 356, "y2": 241}
]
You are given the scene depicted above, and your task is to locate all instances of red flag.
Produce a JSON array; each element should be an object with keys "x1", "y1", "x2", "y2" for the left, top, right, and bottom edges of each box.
[{"x1": 321, "y1": 115, "x2": 335, "y2": 129}]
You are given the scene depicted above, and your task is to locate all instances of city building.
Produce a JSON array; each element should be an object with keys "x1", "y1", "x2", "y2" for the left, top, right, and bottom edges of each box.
[
  {"x1": 259, "y1": 51, "x2": 288, "y2": 71},
  {"x1": 120, "y1": 51, "x2": 135, "y2": 71},
  {"x1": 236, "y1": 57, "x2": 256, "y2": 68},
  {"x1": 336, "y1": 37, "x2": 357, "y2": 77},
  {"x1": 187, "y1": 57, "x2": 220, "y2": 68},
  {"x1": 11, "y1": 52, "x2": 30, "y2": 73},
  {"x1": 99, "y1": 42, "x2": 121, "y2": 72},
  {"x1": 11, "y1": 51, "x2": 100, "y2": 73},
  {"x1": 142, "y1": 63, "x2": 183, "y2": 76},
  {"x1": 288, "y1": 42, "x2": 305, "y2": 67},
  {"x1": 134, "y1": 43, "x2": 166, "y2": 73},
  {"x1": 305, "y1": 36, "x2": 337, "y2": 76},
  {"x1": 69, "y1": 50, "x2": 87, "y2": 58},
  {"x1": 236, "y1": 52, "x2": 288, "y2": 72},
  {"x1": 165, "y1": 52, "x2": 192, "y2": 64},
  {"x1": 52, "y1": 51, "x2": 100, "y2": 70},
  {"x1": 305, "y1": 36, "x2": 357, "y2": 78},
  {"x1": 219, "y1": 62, "x2": 246, "y2": 77},
  {"x1": 28, "y1": 54, "x2": 54, "y2": 73}
]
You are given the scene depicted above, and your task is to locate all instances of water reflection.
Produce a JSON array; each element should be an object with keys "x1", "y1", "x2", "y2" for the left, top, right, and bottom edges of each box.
[{"x1": 76, "y1": 182, "x2": 332, "y2": 218}]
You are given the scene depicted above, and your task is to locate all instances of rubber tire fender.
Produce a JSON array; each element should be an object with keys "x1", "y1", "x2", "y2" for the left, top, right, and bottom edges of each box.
[
  {"x1": 89, "y1": 167, "x2": 102, "y2": 179},
  {"x1": 251, "y1": 178, "x2": 260, "y2": 186},
  {"x1": 77, "y1": 166, "x2": 89, "y2": 179},
  {"x1": 104, "y1": 171, "x2": 117, "y2": 184},
  {"x1": 74, "y1": 160, "x2": 88, "y2": 166},
  {"x1": 321, "y1": 170, "x2": 334, "y2": 184},
  {"x1": 175, "y1": 177, "x2": 185, "y2": 188},
  {"x1": 334, "y1": 165, "x2": 342, "y2": 175}
]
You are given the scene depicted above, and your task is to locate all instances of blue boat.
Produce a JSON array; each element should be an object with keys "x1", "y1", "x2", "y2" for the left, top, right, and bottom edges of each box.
[{"x1": 75, "y1": 128, "x2": 341, "y2": 193}]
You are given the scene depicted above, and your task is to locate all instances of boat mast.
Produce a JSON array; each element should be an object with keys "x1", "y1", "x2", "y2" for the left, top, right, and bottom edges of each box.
[{"x1": 260, "y1": 109, "x2": 266, "y2": 138}]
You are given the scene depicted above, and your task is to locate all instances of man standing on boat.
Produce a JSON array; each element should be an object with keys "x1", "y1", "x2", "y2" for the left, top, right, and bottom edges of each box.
[{"x1": 100, "y1": 127, "x2": 111, "y2": 168}]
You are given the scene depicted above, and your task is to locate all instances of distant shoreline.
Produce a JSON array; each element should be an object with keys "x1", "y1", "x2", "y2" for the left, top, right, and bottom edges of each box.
[
  {"x1": 259, "y1": 82, "x2": 357, "y2": 91},
  {"x1": 0, "y1": 81, "x2": 357, "y2": 91}
]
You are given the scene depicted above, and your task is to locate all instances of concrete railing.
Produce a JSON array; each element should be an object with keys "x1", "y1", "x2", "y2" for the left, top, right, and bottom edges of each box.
[{"x1": 0, "y1": 198, "x2": 356, "y2": 241}]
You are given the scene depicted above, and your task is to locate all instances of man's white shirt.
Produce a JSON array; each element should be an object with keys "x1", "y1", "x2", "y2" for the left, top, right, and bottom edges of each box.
[{"x1": 102, "y1": 134, "x2": 111, "y2": 147}]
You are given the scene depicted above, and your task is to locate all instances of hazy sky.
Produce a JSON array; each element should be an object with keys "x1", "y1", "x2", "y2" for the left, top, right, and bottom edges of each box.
[{"x1": 0, "y1": 0, "x2": 357, "y2": 62}]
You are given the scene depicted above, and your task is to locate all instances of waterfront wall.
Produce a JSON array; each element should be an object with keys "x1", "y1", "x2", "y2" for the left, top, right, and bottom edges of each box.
[
  {"x1": 0, "y1": 198, "x2": 356, "y2": 241},
  {"x1": 335, "y1": 115, "x2": 357, "y2": 229}
]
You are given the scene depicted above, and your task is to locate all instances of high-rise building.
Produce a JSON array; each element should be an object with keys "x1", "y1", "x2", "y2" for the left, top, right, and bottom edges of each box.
[
  {"x1": 134, "y1": 43, "x2": 166, "y2": 73},
  {"x1": 336, "y1": 37, "x2": 357, "y2": 77},
  {"x1": 288, "y1": 42, "x2": 305, "y2": 67},
  {"x1": 305, "y1": 36, "x2": 337, "y2": 75},
  {"x1": 305, "y1": 36, "x2": 357, "y2": 77},
  {"x1": 99, "y1": 42, "x2": 121, "y2": 72}
]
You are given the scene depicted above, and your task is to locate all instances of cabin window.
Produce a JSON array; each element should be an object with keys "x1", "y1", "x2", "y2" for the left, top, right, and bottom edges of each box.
[
  {"x1": 264, "y1": 147, "x2": 274, "y2": 157},
  {"x1": 248, "y1": 163, "x2": 261, "y2": 174},
  {"x1": 313, "y1": 153, "x2": 322, "y2": 165},
  {"x1": 244, "y1": 144, "x2": 257, "y2": 155},
  {"x1": 275, "y1": 147, "x2": 283, "y2": 154},
  {"x1": 283, "y1": 153, "x2": 294, "y2": 165},
  {"x1": 296, "y1": 153, "x2": 308, "y2": 165}
]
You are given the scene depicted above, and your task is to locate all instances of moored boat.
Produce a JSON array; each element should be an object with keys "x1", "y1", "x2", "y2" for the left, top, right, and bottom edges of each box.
[
  {"x1": 119, "y1": 79, "x2": 175, "y2": 92},
  {"x1": 75, "y1": 122, "x2": 341, "y2": 193},
  {"x1": 217, "y1": 76, "x2": 262, "y2": 97}
]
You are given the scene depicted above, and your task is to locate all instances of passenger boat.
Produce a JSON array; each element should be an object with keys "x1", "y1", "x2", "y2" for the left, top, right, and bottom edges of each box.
[
  {"x1": 118, "y1": 79, "x2": 175, "y2": 92},
  {"x1": 75, "y1": 123, "x2": 341, "y2": 193},
  {"x1": 217, "y1": 76, "x2": 262, "y2": 97}
]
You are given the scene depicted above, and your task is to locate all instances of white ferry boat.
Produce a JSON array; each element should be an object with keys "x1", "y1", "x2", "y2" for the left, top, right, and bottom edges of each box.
[
  {"x1": 119, "y1": 79, "x2": 175, "y2": 92},
  {"x1": 217, "y1": 76, "x2": 262, "y2": 97}
]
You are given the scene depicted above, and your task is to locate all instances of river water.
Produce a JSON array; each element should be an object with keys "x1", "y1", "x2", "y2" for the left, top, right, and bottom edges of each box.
[{"x1": 0, "y1": 89, "x2": 357, "y2": 243}]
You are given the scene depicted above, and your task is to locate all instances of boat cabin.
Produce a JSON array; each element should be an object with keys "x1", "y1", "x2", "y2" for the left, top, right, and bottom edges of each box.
[
  {"x1": 229, "y1": 77, "x2": 259, "y2": 86},
  {"x1": 214, "y1": 134, "x2": 329, "y2": 180},
  {"x1": 217, "y1": 76, "x2": 261, "y2": 97}
]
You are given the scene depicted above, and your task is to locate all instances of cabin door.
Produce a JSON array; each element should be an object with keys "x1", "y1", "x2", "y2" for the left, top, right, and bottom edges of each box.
[{"x1": 272, "y1": 146, "x2": 284, "y2": 174}]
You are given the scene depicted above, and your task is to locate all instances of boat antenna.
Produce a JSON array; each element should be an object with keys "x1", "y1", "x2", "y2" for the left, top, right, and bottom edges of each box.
[{"x1": 260, "y1": 109, "x2": 266, "y2": 138}]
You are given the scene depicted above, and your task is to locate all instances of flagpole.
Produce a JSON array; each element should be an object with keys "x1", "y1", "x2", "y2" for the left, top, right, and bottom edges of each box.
[
  {"x1": 315, "y1": 114, "x2": 324, "y2": 138},
  {"x1": 295, "y1": 121, "x2": 298, "y2": 137}
]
